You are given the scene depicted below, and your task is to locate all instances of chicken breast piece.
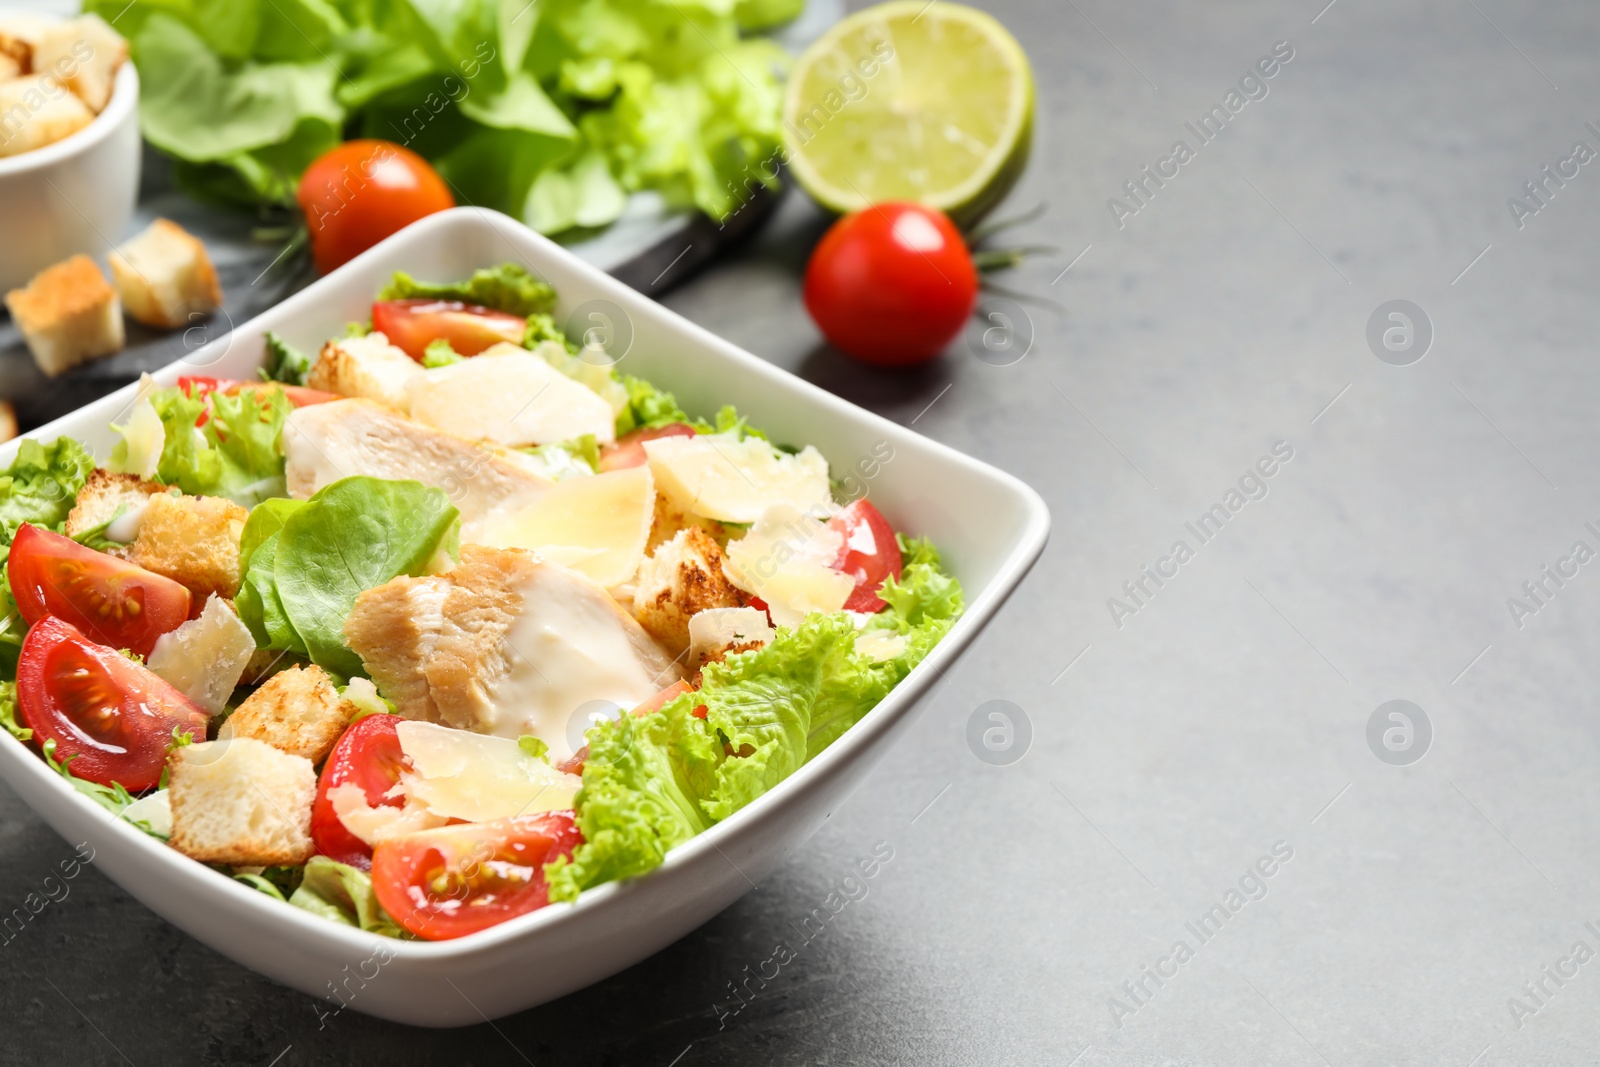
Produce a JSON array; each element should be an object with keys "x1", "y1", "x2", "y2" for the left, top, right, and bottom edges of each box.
[
  {"x1": 345, "y1": 545, "x2": 684, "y2": 760},
  {"x1": 282, "y1": 399, "x2": 553, "y2": 535}
]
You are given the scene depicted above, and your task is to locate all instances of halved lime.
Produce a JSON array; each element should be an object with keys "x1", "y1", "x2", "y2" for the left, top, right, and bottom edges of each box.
[{"x1": 782, "y1": 1, "x2": 1034, "y2": 224}]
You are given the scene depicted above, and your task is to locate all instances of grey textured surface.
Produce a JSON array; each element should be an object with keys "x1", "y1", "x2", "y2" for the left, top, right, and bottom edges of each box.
[{"x1": 3, "y1": 0, "x2": 1600, "y2": 1063}]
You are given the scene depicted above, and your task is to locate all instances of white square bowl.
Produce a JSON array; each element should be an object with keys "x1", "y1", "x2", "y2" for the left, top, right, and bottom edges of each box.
[{"x1": 0, "y1": 207, "x2": 1049, "y2": 1026}]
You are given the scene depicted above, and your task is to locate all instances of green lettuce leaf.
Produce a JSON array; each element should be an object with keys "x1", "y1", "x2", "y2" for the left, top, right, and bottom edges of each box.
[
  {"x1": 41, "y1": 739, "x2": 136, "y2": 817},
  {"x1": 0, "y1": 437, "x2": 95, "y2": 542},
  {"x1": 520, "y1": 436, "x2": 600, "y2": 481},
  {"x1": 546, "y1": 693, "x2": 721, "y2": 902},
  {"x1": 114, "y1": 386, "x2": 292, "y2": 506},
  {"x1": 0, "y1": 681, "x2": 30, "y2": 743},
  {"x1": 377, "y1": 264, "x2": 556, "y2": 317},
  {"x1": 273, "y1": 477, "x2": 459, "y2": 677},
  {"x1": 234, "y1": 499, "x2": 309, "y2": 651},
  {"x1": 289, "y1": 856, "x2": 408, "y2": 937},
  {"x1": 261, "y1": 331, "x2": 313, "y2": 386},
  {"x1": 548, "y1": 537, "x2": 963, "y2": 901}
]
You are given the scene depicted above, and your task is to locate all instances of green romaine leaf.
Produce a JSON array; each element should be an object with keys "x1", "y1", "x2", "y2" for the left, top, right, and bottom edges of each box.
[
  {"x1": 0, "y1": 436, "x2": 95, "y2": 543},
  {"x1": 130, "y1": 13, "x2": 344, "y2": 165},
  {"x1": 736, "y1": 0, "x2": 805, "y2": 30},
  {"x1": 548, "y1": 539, "x2": 963, "y2": 902},
  {"x1": 520, "y1": 436, "x2": 600, "y2": 481},
  {"x1": 115, "y1": 386, "x2": 292, "y2": 506},
  {"x1": 261, "y1": 331, "x2": 313, "y2": 386},
  {"x1": 273, "y1": 477, "x2": 459, "y2": 677},
  {"x1": 41, "y1": 739, "x2": 136, "y2": 818},
  {"x1": 422, "y1": 338, "x2": 463, "y2": 368},
  {"x1": 235, "y1": 498, "x2": 309, "y2": 650},
  {"x1": 0, "y1": 681, "x2": 30, "y2": 743},
  {"x1": 546, "y1": 693, "x2": 721, "y2": 903},
  {"x1": 289, "y1": 856, "x2": 408, "y2": 937},
  {"x1": 377, "y1": 264, "x2": 556, "y2": 317}
]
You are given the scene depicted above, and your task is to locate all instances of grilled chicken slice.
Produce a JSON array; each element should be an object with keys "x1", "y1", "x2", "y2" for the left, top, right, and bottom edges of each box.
[
  {"x1": 344, "y1": 545, "x2": 684, "y2": 760},
  {"x1": 282, "y1": 399, "x2": 553, "y2": 536}
]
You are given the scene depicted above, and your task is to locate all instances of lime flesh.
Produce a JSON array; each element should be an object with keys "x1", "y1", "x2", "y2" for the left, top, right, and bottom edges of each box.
[{"x1": 783, "y1": 1, "x2": 1035, "y2": 224}]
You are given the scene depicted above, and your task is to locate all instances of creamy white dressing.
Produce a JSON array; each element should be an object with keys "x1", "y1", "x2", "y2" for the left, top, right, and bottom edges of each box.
[
  {"x1": 479, "y1": 569, "x2": 665, "y2": 759},
  {"x1": 105, "y1": 498, "x2": 148, "y2": 543}
]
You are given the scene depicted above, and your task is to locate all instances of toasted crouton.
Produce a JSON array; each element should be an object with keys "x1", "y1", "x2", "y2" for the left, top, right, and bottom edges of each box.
[
  {"x1": 109, "y1": 219, "x2": 222, "y2": 330},
  {"x1": 0, "y1": 75, "x2": 95, "y2": 159},
  {"x1": 222, "y1": 664, "x2": 356, "y2": 765},
  {"x1": 0, "y1": 53, "x2": 18, "y2": 80},
  {"x1": 167, "y1": 738, "x2": 316, "y2": 866},
  {"x1": 633, "y1": 527, "x2": 745, "y2": 656},
  {"x1": 131, "y1": 492, "x2": 248, "y2": 601},
  {"x1": 0, "y1": 13, "x2": 48, "y2": 72},
  {"x1": 4, "y1": 254, "x2": 123, "y2": 375},
  {"x1": 0, "y1": 401, "x2": 15, "y2": 445},
  {"x1": 32, "y1": 15, "x2": 126, "y2": 114},
  {"x1": 64, "y1": 468, "x2": 164, "y2": 557},
  {"x1": 305, "y1": 332, "x2": 423, "y2": 412}
]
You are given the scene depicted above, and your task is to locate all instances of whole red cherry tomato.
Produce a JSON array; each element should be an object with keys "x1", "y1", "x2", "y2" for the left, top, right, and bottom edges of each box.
[
  {"x1": 297, "y1": 141, "x2": 454, "y2": 275},
  {"x1": 803, "y1": 203, "x2": 979, "y2": 367}
]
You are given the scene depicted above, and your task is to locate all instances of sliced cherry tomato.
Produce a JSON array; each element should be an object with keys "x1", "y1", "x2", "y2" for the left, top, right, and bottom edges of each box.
[
  {"x1": 311, "y1": 713, "x2": 408, "y2": 870},
  {"x1": 597, "y1": 423, "x2": 697, "y2": 472},
  {"x1": 372, "y1": 299, "x2": 527, "y2": 362},
  {"x1": 8, "y1": 524, "x2": 191, "y2": 657},
  {"x1": 371, "y1": 812, "x2": 583, "y2": 940},
  {"x1": 179, "y1": 377, "x2": 339, "y2": 409},
  {"x1": 827, "y1": 500, "x2": 903, "y2": 613},
  {"x1": 803, "y1": 203, "x2": 979, "y2": 367},
  {"x1": 297, "y1": 140, "x2": 454, "y2": 275},
  {"x1": 556, "y1": 680, "x2": 697, "y2": 775},
  {"x1": 18, "y1": 616, "x2": 209, "y2": 792}
]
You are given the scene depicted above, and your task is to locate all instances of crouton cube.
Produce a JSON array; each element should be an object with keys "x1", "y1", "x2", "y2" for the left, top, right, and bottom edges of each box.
[
  {"x1": 305, "y1": 332, "x2": 423, "y2": 411},
  {"x1": 63, "y1": 468, "x2": 164, "y2": 557},
  {"x1": 0, "y1": 74, "x2": 95, "y2": 158},
  {"x1": 0, "y1": 401, "x2": 15, "y2": 445},
  {"x1": 4, "y1": 254, "x2": 123, "y2": 376},
  {"x1": 32, "y1": 15, "x2": 126, "y2": 114},
  {"x1": 0, "y1": 13, "x2": 48, "y2": 73},
  {"x1": 166, "y1": 737, "x2": 316, "y2": 866},
  {"x1": 0, "y1": 53, "x2": 19, "y2": 81},
  {"x1": 221, "y1": 664, "x2": 356, "y2": 765},
  {"x1": 130, "y1": 492, "x2": 248, "y2": 601},
  {"x1": 633, "y1": 527, "x2": 745, "y2": 656},
  {"x1": 109, "y1": 219, "x2": 222, "y2": 330}
]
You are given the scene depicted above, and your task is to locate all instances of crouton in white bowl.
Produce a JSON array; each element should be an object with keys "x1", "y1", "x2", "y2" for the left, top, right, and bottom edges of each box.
[
  {"x1": 0, "y1": 208, "x2": 1050, "y2": 1026},
  {"x1": 0, "y1": 14, "x2": 139, "y2": 292}
]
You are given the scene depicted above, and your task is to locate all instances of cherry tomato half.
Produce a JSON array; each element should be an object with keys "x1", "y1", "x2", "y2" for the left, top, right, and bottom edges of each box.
[
  {"x1": 371, "y1": 299, "x2": 528, "y2": 362},
  {"x1": 557, "y1": 680, "x2": 697, "y2": 775},
  {"x1": 803, "y1": 203, "x2": 979, "y2": 368},
  {"x1": 827, "y1": 500, "x2": 903, "y2": 613},
  {"x1": 18, "y1": 616, "x2": 209, "y2": 791},
  {"x1": 311, "y1": 713, "x2": 409, "y2": 870},
  {"x1": 178, "y1": 377, "x2": 339, "y2": 410},
  {"x1": 371, "y1": 812, "x2": 583, "y2": 940},
  {"x1": 597, "y1": 423, "x2": 697, "y2": 472},
  {"x1": 8, "y1": 524, "x2": 191, "y2": 657},
  {"x1": 297, "y1": 140, "x2": 454, "y2": 275}
]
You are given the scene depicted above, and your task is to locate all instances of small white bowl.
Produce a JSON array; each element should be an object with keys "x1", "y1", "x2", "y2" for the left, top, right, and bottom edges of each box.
[
  {"x1": 0, "y1": 60, "x2": 140, "y2": 293},
  {"x1": 0, "y1": 207, "x2": 1050, "y2": 1026}
]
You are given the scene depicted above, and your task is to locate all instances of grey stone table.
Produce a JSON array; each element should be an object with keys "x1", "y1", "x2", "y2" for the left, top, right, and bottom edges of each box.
[{"x1": 3, "y1": 0, "x2": 1599, "y2": 1063}]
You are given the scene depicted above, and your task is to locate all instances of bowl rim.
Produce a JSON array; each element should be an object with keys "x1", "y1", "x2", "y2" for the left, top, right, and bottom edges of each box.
[
  {"x1": 0, "y1": 205, "x2": 1051, "y2": 963},
  {"x1": 0, "y1": 59, "x2": 139, "y2": 178}
]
